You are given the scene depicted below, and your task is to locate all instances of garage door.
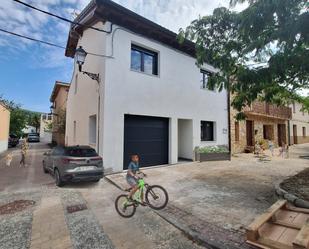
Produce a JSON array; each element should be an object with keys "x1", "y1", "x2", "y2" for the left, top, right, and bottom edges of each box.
[{"x1": 123, "y1": 115, "x2": 169, "y2": 169}]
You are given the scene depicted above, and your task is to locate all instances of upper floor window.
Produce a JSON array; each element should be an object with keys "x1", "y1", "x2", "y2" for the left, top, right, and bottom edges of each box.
[
  {"x1": 74, "y1": 74, "x2": 78, "y2": 94},
  {"x1": 200, "y1": 70, "x2": 213, "y2": 90},
  {"x1": 131, "y1": 45, "x2": 158, "y2": 75},
  {"x1": 292, "y1": 102, "x2": 296, "y2": 113}
]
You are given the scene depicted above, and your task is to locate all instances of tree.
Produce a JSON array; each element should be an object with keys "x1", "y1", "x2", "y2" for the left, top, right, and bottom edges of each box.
[
  {"x1": 0, "y1": 96, "x2": 27, "y2": 137},
  {"x1": 178, "y1": 0, "x2": 309, "y2": 116},
  {"x1": 28, "y1": 113, "x2": 41, "y2": 133}
]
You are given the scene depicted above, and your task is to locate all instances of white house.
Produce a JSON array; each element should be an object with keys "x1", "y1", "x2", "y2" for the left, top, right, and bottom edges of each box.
[
  {"x1": 40, "y1": 113, "x2": 53, "y2": 143},
  {"x1": 289, "y1": 102, "x2": 309, "y2": 145},
  {"x1": 65, "y1": 0, "x2": 229, "y2": 172}
]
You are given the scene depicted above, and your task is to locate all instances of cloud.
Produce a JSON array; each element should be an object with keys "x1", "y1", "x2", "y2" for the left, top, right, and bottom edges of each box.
[{"x1": 0, "y1": 0, "x2": 247, "y2": 71}]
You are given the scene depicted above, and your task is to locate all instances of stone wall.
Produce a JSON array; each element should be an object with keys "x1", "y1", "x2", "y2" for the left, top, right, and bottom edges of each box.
[{"x1": 231, "y1": 107, "x2": 289, "y2": 154}]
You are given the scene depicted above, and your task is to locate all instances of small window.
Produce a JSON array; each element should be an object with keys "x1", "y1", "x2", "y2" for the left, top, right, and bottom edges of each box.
[
  {"x1": 47, "y1": 115, "x2": 52, "y2": 121},
  {"x1": 200, "y1": 70, "x2": 212, "y2": 90},
  {"x1": 303, "y1": 127, "x2": 306, "y2": 137},
  {"x1": 292, "y1": 102, "x2": 296, "y2": 113},
  {"x1": 235, "y1": 122, "x2": 239, "y2": 142},
  {"x1": 73, "y1": 121, "x2": 77, "y2": 143},
  {"x1": 201, "y1": 121, "x2": 215, "y2": 141},
  {"x1": 74, "y1": 74, "x2": 78, "y2": 94},
  {"x1": 89, "y1": 115, "x2": 97, "y2": 144},
  {"x1": 131, "y1": 45, "x2": 158, "y2": 75}
]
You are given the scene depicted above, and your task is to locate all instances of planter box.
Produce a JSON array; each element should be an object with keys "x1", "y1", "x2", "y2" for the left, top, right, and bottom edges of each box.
[{"x1": 196, "y1": 152, "x2": 231, "y2": 162}]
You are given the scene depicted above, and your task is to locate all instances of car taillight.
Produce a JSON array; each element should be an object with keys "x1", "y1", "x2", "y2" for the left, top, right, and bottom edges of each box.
[{"x1": 91, "y1": 156, "x2": 102, "y2": 161}]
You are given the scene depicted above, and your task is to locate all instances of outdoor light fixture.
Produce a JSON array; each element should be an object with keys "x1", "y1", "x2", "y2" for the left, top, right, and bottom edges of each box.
[{"x1": 75, "y1": 46, "x2": 99, "y2": 83}]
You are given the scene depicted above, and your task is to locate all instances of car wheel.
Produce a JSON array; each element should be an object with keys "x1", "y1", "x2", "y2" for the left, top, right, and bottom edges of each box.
[
  {"x1": 42, "y1": 162, "x2": 48, "y2": 174},
  {"x1": 92, "y1": 179, "x2": 100, "y2": 182},
  {"x1": 54, "y1": 169, "x2": 64, "y2": 187}
]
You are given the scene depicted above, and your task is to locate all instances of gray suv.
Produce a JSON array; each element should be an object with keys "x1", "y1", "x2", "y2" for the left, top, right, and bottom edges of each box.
[{"x1": 43, "y1": 145, "x2": 104, "y2": 187}]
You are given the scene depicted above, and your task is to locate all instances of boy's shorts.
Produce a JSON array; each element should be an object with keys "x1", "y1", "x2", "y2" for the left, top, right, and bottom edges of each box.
[{"x1": 126, "y1": 175, "x2": 138, "y2": 187}]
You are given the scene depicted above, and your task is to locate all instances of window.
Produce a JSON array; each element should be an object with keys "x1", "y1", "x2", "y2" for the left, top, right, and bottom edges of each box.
[
  {"x1": 200, "y1": 70, "x2": 212, "y2": 90},
  {"x1": 201, "y1": 121, "x2": 215, "y2": 141},
  {"x1": 303, "y1": 127, "x2": 306, "y2": 137},
  {"x1": 89, "y1": 115, "x2": 97, "y2": 144},
  {"x1": 47, "y1": 115, "x2": 52, "y2": 121},
  {"x1": 73, "y1": 121, "x2": 76, "y2": 143},
  {"x1": 130, "y1": 45, "x2": 158, "y2": 75},
  {"x1": 292, "y1": 102, "x2": 296, "y2": 113},
  {"x1": 235, "y1": 122, "x2": 239, "y2": 142},
  {"x1": 74, "y1": 74, "x2": 78, "y2": 94}
]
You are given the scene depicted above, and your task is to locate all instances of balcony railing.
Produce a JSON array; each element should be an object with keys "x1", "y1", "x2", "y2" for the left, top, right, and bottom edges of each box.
[{"x1": 244, "y1": 101, "x2": 292, "y2": 119}]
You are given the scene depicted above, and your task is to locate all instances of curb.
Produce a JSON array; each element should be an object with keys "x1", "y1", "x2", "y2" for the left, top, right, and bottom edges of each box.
[
  {"x1": 275, "y1": 183, "x2": 309, "y2": 209},
  {"x1": 154, "y1": 210, "x2": 239, "y2": 249}
]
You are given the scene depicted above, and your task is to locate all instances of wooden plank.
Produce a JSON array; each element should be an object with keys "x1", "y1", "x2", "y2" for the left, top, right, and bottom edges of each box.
[
  {"x1": 277, "y1": 227, "x2": 300, "y2": 245},
  {"x1": 246, "y1": 240, "x2": 271, "y2": 249},
  {"x1": 259, "y1": 236, "x2": 293, "y2": 249},
  {"x1": 259, "y1": 223, "x2": 287, "y2": 241},
  {"x1": 276, "y1": 210, "x2": 299, "y2": 223},
  {"x1": 293, "y1": 219, "x2": 309, "y2": 249},
  {"x1": 247, "y1": 200, "x2": 287, "y2": 241},
  {"x1": 273, "y1": 220, "x2": 302, "y2": 230},
  {"x1": 293, "y1": 213, "x2": 309, "y2": 227},
  {"x1": 286, "y1": 205, "x2": 309, "y2": 215}
]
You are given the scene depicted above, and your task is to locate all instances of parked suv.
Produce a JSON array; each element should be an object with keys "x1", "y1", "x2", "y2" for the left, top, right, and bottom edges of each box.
[
  {"x1": 8, "y1": 134, "x2": 19, "y2": 147},
  {"x1": 42, "y1": 145, "x2": 104, "y2": 187},
  {"x1": 27, "y1": 133, "x2": 40, "y2": 142}
]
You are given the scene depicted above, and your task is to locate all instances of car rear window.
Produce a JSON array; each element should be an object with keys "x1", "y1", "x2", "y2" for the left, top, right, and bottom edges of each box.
[{"x1": 65, "y1": 148, "x2": 98, "y2": 157}]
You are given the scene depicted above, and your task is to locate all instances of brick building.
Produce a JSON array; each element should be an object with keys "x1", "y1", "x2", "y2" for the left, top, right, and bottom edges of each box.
[{"x1": 231, "y1": 101, "x2": 292, "y2": 154}]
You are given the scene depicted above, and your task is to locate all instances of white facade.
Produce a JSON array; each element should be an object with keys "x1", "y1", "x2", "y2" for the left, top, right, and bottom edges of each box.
[
  {"x1": 289, "y1": 102, "x2": 309, "y2": 144},
  {"x1": 40, "y1": 113, "x2": 52, "y2": 143},
  {"x1": 66, "y1": 22, "x2": 229, "y2": 172}
]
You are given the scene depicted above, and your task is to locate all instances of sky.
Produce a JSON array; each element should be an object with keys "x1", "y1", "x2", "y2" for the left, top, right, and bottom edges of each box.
[{"x1": 0, "y1": 0, "x2": 247, "y2": 113}]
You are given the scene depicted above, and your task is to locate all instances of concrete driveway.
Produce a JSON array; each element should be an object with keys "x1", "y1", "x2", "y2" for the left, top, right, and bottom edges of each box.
[{"x1": 106, "y1": 143, "x2": 309, "y2": 248}]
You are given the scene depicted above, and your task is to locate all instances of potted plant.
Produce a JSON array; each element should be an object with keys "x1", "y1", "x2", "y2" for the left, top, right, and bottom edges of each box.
[{"x1": 195, "y1": 145, "x2": 230, "y2": 162}]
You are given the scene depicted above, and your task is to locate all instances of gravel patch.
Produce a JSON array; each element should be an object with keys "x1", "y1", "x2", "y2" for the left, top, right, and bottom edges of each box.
[
  {"x1": 0, "y1": 190, "x2": 41, "y2": 249},
  {"x1": 61, "y1": 190, "x2": 114, "y2": 249}
]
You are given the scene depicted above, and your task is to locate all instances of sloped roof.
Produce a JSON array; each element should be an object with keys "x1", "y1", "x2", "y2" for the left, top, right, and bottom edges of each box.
[
  {"x1": 50, "y1": 81, "x2": 70, "y2": 102},
  {"x1": 65, "y1": 0, "x2": 196, "y2": 58}
]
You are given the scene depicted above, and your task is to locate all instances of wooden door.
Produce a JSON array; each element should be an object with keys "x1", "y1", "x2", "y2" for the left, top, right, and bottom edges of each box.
[
  {"x1": 246, "y1": 120, "x2": 254, "y2": 146},
  {"x1": 293, "y1": 125, "x2": 298, "y2": 144}
]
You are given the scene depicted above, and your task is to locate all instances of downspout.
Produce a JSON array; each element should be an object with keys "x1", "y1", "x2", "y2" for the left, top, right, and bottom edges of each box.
[{"x1": 227, "y1": 81, "x2": 231, "y2": 159}]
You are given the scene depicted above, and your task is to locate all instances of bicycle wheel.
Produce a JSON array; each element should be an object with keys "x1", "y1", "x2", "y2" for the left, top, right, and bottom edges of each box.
[
  {"x1": 145, "y1": 185, "x2": 168, "y2": 210},
  {"x1": 115, "y1": 194, "x2": 136, "y2": 218}
]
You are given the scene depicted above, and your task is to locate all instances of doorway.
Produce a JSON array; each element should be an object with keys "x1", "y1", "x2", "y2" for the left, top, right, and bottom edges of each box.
[
  {"x1": 277, "y1": 124, "x2": 287, "y2": 146},
  {"x1": 293, "y1": 124, "x2": 298, "y2": 144},
  {"x1": 178, "y1": 119, "x2": 193, "y2": 161},
  {"x1": 246, "y1": 120, "x2": 254, "y2": 146}
]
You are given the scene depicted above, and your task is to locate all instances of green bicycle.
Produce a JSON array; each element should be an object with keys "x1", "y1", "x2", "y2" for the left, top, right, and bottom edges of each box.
[{"x1": 115, "y1": 175, "x2": 169, "y2": 218}]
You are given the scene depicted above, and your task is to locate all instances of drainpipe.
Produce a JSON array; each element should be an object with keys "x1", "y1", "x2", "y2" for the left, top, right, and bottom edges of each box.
[
  {"x1": 288, "y1": 120, "x2": 291, "y2": 145},
  {"x1": 227, "y1": 83, "x2": 231, "y2": 159}
]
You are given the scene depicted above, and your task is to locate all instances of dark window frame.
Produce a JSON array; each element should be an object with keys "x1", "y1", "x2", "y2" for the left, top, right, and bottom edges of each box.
[
  {"x1": 201, "y1": 121, "x2": 215, "y2": 141},
  {"x1": 200, "y1": 70, "x2": 213, "y2": 90},
  {"x1": 131, "y1": 44, "x2": 158, "y2": 75}
]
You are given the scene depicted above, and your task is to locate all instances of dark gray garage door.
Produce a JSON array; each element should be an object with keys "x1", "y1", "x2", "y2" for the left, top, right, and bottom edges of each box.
[{"x1": 123, "y1": 115, "x2": 169, "y2": 169}]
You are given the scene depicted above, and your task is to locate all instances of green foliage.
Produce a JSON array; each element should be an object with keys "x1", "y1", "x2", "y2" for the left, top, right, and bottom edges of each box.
[
  {"x1": 27, "y1": 113, "x2": 41, "y2": 133},
  {"x1": 178, "y1": 0, "x2": 309, "y2": 113},
  {"x1": 197, "y1": 145, "x2": 229, "y2": 154},
  {"x1": 0, "y1": 95, "x2": 42, "y2": 137}
]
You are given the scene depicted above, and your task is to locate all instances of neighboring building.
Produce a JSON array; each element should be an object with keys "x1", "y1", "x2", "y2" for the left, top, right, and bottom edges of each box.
[
  {"x1": 65, "y1": 0, "x2": 229, "y2": 172},
  {"x1": 50, "y1": 81, "x2": 70, "y2": 145},
  {"x1": 0, "y1": 102, "x2": 10, "y2": 154},
  {"x1": 40, "y1": 113, "x2": 53, "y2": 143},
  {"x1": 22, "y1": 125, "x2": 37, "y2": 134},
  {"x1": 289, "y1": 102, "x2": 309, "y2": 145},
  {"x1": 231, "y1": 101, "x2": 292, "y2": 153}
]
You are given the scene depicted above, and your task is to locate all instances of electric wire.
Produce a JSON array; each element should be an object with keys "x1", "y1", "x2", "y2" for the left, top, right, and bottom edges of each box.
[
  {"x1": 13, "y1": 0, "x2": 112, "y2": 33},
  {"x1": 0, "y1": 28, "x2": 113, "y2": 58}
]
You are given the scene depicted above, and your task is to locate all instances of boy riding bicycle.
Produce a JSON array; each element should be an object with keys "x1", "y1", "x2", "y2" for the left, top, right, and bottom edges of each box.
[{"x1": 126, "y1": 154, "x2": 146, "y2": 203}]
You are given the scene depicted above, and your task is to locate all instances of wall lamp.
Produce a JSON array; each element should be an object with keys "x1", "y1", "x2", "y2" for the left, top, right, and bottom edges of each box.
[{"x1": 75, "y1": 46, "x2": 100, "y2": 83}]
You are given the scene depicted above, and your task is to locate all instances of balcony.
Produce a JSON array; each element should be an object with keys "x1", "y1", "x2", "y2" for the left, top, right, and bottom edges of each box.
[{"x1": 244, "y1": 101, "x2": 292, "y2": 120}]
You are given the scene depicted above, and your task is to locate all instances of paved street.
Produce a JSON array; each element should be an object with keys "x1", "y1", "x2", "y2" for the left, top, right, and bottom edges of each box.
[
  {"x1": 0, "y1": 142, "x2": 203, "y2": 249},
  {"x1": 0, "y1": 142, "x2": 308, "y2": 249}
]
